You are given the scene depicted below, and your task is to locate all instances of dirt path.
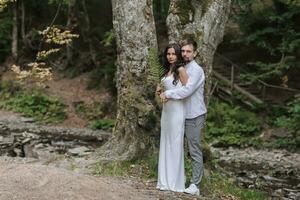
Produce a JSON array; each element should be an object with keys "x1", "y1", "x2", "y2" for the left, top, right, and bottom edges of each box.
[
  {"x1": 0, "y1": 157, "x2": 201, "y2": 200},
  {"x1": 0, "y1": 159, "x2": 155, "y2": 200}
]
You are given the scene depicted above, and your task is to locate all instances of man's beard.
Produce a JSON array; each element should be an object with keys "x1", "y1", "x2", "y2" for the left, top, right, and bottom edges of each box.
[{"x1": 183, "y1": 58, "x2": 191, "y2": 64}]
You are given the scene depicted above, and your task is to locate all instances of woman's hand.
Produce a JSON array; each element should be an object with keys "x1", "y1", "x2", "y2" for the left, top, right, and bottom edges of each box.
[
  {"x1": 156, "y1": 85, "x2": 163, "y2": 95},
  {"x1": 160, "y1": 92, "x2": 168, "y2": 102}
]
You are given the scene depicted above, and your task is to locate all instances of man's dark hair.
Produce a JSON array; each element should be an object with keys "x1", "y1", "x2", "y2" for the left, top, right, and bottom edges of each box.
[{"x1": 181, "y1": 38, "x2": 197, "y2": 51}]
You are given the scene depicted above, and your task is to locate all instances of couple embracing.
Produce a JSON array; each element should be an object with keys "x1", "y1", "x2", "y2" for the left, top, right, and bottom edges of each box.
[{"x1": 156, "y1": 38, "x2": 207, "y2": 196}]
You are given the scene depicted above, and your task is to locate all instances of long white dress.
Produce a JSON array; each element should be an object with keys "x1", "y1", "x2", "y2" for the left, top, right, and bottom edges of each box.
[{"x1": 156, "y1": 75, "x2": 185, "y2": 192}]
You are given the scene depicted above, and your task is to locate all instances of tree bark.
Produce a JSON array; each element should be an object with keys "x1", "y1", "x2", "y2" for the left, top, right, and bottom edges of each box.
[
  {"x1": 98, "y1": 0, "x2": 158, "y2": 160},
  {"x1": 81, "y1": 0, "x2": 97, "y2": 66},
  {"x1": 66, "y1": 0, "x2": 76, "y2": 66},
  {"x1": 166, "y1": 0, "x2": 231, "y2": 102},
  {"x1": 11, "y1": 0, "x2": 18, "y2": 60},
  {"x1": 21, "y1": 0, "x2": 25, "y2": 42}
]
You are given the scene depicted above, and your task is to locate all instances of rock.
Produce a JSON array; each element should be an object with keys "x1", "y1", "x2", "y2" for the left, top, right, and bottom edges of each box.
[
  {"x1": 212, "y1": 147, "x2": 300, "y2": 199},
  {"x1": 23, "y1": 142, "x2": 38, "y2": 158},
  {"x1": 274, "y1": 189, "x2": 284, "y2": 196},
  {"x1": 263, "y1": 175, "x2": 287, "y2": 183},
  {"x1": 21, "y1": 138, "x2": 31, "y2": 144},
  {"x1": 236, "y1": 176, "x2": 253, "y2": 187},
  {"x1": 0, "y1": 135, "x2": 14, "y2": 145},
  {"x1": 68, "y1": 146, "x2": 91, "y2": 156},
  {"x1": 20, "y1": 117, "x2": 35, "y2": 123}
]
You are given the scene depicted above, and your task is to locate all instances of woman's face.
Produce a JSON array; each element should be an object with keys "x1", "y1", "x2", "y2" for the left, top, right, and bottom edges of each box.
[{"x1": 166, "y1": 47, "x2": 177, "y2": 65}]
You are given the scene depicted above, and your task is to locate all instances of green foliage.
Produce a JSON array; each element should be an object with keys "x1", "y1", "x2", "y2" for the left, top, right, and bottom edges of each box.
[
  {"x1": 92, "y1": 161, "x2": 130, "y2": 177},
  {"x1": 201, "y1": 172, "x2": 270, "y2": 200},
  {"x1": 74, "y1": 101, "x2": 115, "y2": 131},
  {"x1": 0, "y1": 9, "x2": 12, "y2": 61},
  {"x1": 0, "y1": 82, "x2": 66, "y2": 123},
  {"x1": 90, "y1": 119, "x2": 115, "y2": 131},
  {"x1": 86, "y1": 29, "x2": 117, "y2": 93},
  {"x1": 206, "y1": 98, "x2": 299, "y2": 150},
  {"x1": 147, "y1": 48, "x2": 164, "y2": 84},
  {"x1": 176, "y1": 0, "x2": 194, "y2": 25},
  {"x1": 270, "y1": 138, "x2": 299, "y2": 149},
  {"x1": 232, "y1": 0, "x2": 300, "y2": 83},
  {"x1": 75, "y1": 101, "x2": 104, "y2": 120},
  {"x1": 47, "y1": 0, "x2": 72, "y2": 5},
  {"x1": 91, "y1": 152, "x2": 159, "y2": 179},
  {"x1": 0, "y1": 0, "x2": 16, "y2": 11},
  {"x1": 100, "y1": 29, "x2": 115, "y2": 47},
  {"x1": 206, "y1": 100, "x2": 262, "y2": 143},
  {"x1": 87, "y1": 61, "x2": 117, "y2": 93},
  {"x1": 273, "y1": 94, "x2": 300, "y2": 132},
  {"x1": 201, "y1": 0, "x2": 213, "y2": 14}
]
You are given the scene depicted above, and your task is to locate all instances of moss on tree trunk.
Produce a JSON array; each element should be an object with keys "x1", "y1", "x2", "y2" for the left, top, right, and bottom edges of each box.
[{"x1": 97, "y1": 0, "x2": 159, "y2": 160}]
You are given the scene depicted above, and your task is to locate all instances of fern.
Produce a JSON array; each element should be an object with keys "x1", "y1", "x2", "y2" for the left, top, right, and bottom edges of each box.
[
  {"x1": 147, "y1": 48, "x2": 164, "y2": 84},
  {"x1": 147, "y1": 48, "x2": 165, "y2": 105}
]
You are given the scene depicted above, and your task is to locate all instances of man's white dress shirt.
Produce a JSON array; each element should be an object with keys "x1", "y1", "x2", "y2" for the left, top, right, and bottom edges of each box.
[{"x1": 164, "y1": 60, "x2": 207, "y2": 119}]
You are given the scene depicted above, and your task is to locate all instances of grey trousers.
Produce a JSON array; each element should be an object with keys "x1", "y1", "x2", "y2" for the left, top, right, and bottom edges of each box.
[{"x1": 185, "y1": 114, "x2": 205, "y2": 187}]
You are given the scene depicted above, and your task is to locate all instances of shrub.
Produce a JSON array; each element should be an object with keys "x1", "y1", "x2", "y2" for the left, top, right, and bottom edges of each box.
[
  {"x1": 90, "y1": 119, "x2": 115, "y2": 131},
  {"x1": 0, "y1": 82, "x2": 66, "y2": 123},
  {"x1": 206, "y1": 100, "x2": 262, "y2": 141}
]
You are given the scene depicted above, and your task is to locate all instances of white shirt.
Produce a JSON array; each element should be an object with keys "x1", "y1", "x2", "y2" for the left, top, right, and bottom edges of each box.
[{"x1": 164, "y1": 60, "x2": 207, "y2": 119}]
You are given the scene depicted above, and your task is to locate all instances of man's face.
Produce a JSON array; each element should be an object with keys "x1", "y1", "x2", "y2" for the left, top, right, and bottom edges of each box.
[{"x1": 181, "y1": 44, "x2": 197, "y2": 63}]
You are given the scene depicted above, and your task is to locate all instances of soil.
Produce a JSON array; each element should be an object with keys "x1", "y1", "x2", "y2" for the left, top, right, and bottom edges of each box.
[
  {"x1": 44, "y1": 72, "x2": 112, "y2": 128},
  {"x1": 0, "y1": 158, "x2": 154, "y2": 200},
  {"x1": 1, "y1": 71, "x2": 114, "y2": 128},
  {"x1": 0, "y1": 72, "x2": 201, "y2": 200}
]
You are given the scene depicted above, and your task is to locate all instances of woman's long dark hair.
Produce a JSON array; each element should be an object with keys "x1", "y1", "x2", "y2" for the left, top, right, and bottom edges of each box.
[{"x1": 162, "y1": 43, "x2": 184, "y2": 85}]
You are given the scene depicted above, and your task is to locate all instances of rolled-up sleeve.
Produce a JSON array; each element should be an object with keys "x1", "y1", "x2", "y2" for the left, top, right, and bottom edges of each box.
[{"x1": 165, "y1": 66, "x2": 204, "y2": 100}]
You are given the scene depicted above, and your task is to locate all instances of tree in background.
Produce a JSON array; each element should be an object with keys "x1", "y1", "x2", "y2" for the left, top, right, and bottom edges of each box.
[
  {"x1": 0, "y1": 2, "x2": 13, "y2": 63},
  {"x1": 166, "y1": 0, "x2": 232, "y2": 102}
]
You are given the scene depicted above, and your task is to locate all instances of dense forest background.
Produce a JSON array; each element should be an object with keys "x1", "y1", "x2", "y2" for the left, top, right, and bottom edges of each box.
[
  {"x1": 1, "y1": 0, "x2": 298, "y2": 150},
  {"x1": 0, "y1": 0, "x2": 299, "y2": 199}
]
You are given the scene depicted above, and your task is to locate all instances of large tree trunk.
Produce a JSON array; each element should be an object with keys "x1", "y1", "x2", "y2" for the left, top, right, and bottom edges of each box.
[
  {"x1": 166, "y1": 0, "x2": 231, "y2": 102},
  {"x1": 11, "y1": 0, "x2": 18, "y2": 60},
  {"x1": 98, "y1": 0, "x2": 158, "y2": 160}
]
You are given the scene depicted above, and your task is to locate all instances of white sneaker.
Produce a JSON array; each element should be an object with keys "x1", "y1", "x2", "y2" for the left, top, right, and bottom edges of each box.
[{"x1": 184, "y1": 184, "x2": 200, "y2": 195}]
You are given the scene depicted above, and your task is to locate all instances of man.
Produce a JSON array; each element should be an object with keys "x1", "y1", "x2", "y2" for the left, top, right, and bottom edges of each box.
[{"x1": 160, "y1": 38, "x2": 207, "y2": 195}]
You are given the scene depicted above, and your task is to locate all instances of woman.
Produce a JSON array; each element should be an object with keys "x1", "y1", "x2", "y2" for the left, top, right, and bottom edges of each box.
[{"x1": 156, "y1": 43, "x2": 188, "y2": 192}]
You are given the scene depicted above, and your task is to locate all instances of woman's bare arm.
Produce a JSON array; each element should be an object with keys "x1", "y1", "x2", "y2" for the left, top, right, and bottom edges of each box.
[{"x1": 178, "y1": 66, "x2": 189, "y2": 85}]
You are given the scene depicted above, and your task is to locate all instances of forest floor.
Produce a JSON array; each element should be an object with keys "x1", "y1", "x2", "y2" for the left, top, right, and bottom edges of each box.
[
  {"x1": 2, "y1": 71, "x2": 112, "y2": 128},
  {"x1": 0, "y1": 157, "x2": 153, "y2": 200},
  {"x1": 43, "y1": 72, "x2": 110, "y2": 128},
  {"x1": 0, "y1": 156, "x2": 202, "y2": 200},
  {"x1": 0, "y1": 72, "x2": 203, "y2": 200},
  {"x1": 3, "y1": 70, "x2": 298, "y2": 200}
]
